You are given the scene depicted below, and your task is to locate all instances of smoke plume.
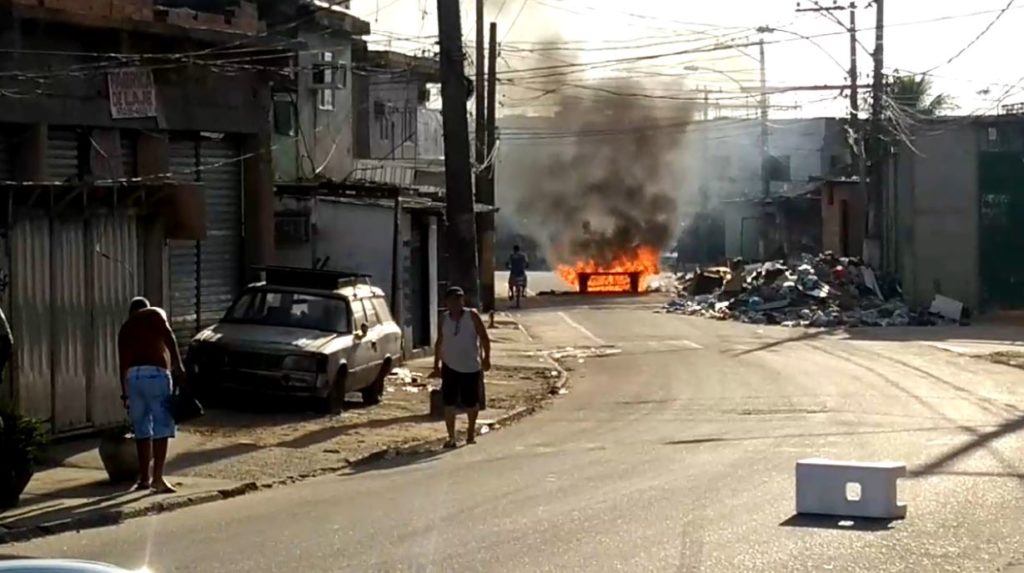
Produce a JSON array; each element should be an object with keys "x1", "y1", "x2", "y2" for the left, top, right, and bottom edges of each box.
[{"x1": 515, "y1": 77, "x2": 693, "y2": 267}]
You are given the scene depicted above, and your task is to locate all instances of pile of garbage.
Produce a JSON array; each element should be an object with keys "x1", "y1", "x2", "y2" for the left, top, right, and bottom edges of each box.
[{"x1": 663, "y1": 253, "x2": 959, "y2": 328}]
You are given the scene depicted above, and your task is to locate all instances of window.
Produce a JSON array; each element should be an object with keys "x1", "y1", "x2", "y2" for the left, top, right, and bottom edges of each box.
[
  {"x1": 378, "y1": 115, "x2": 388, "y2": 140},
  {"x1": 315, "y1": 51, "x2": 335, "y2": 111},
  {"x1": 337, "y1": 63, "x2": 348, "y2": 89},
  {"x1": 272, "y1": 95, "x2": 296, "y2": 136},
  {"x1": 372, "y1": 297, "x2": 392, "y2": 324},
  {"x1": 318, "y1": 85, "x2": 335, "y2": 111},
  {"x1": 361, "y1": 299, "x2": 379, "y2": 327},
  {"x1": 226, "y1": 291, "x2": 350, "y2": 333},
  {"x1": 350, "y1": 298, "x2": 366, "y2": 330},
  {"x1": 768, "y1": 154, "x2": 791, "y2": 182}
]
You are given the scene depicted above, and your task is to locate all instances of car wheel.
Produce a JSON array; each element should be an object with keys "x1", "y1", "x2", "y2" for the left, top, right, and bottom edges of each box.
[
  {"x1": 318, "y1": 367, "x2": 348, "y2": 415},
  {"x1": 361, "y1": 358, "x2": 391, "y2": 406}
]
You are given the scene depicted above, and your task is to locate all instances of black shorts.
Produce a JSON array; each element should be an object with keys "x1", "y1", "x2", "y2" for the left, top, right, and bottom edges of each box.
[{"x1": 441, "y1": 364, "x2": 482, "y2": 408}]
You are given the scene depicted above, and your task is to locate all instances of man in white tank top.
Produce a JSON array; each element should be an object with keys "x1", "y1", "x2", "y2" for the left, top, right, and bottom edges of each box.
[{"x1": 432, "y1": 286, "x2": 492, "y2": 448}]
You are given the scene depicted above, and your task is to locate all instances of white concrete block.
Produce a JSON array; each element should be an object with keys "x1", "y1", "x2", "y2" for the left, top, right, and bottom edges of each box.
[{"x1": 795, "y1": 458, "x2": 907, "y2": 519}]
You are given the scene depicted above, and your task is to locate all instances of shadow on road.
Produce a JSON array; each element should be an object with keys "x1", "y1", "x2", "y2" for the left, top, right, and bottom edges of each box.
[
  {"x1": 779, "y1": 514, "x2": 899, "y2": 532},
  {"x1": 729, "y1": 328, "x2": 838, "y2": 357},
  {"x1": 345, "y1": 447, "x2": 454, "y2": 475}
]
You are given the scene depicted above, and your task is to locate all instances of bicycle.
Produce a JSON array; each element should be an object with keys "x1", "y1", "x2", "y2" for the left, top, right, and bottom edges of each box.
[{"x1": 510, "y1": 275, "x2": 527, "y2": 309}]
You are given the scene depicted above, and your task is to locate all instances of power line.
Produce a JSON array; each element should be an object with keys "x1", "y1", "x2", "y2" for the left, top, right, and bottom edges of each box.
[
  {"x1": 924, "y1": 0, "x2": 1018, "y2": 73},
  {"x1": 501, "y1": 0, "x2": 530, "y2": 42}
]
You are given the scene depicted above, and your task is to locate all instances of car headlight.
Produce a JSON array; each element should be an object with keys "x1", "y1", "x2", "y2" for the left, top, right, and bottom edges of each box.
[{"x1": 281, "y1": 355, "x2": 320, "y2": 372}]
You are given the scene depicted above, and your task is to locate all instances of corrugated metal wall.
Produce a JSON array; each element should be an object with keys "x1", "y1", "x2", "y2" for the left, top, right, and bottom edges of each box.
[
  {"x1": 48, "y1": 128, "x2": 80, "y2": 181},
  {"x1": 168, "y1": 138, "x2": 200, "y2": 342},
  {"x1": 198, "y1": 138, "x2": 243, "y2": 328},
  {"x1": 51, "y1": 218, "x2": 90, "y2": 431},
  {"x1": 10, "y1": 214, "x2": 139, "y2": 433},
  {"x1": 11, "y1": 218, "x2": 52, "y2": 422},
  {"x1": 90, "y1": 215, "x2": 139, "y2": 426}
]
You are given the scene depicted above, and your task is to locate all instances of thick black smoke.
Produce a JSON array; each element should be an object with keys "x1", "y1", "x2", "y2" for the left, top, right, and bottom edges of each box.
[{"x1": 516, "y1": 83, "x2": 692, "y2": 267}]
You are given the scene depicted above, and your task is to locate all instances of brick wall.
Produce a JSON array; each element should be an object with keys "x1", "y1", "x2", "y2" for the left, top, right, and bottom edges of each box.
[{"x1": 18, "y1": 0, "x2": 259, "y2": 34}]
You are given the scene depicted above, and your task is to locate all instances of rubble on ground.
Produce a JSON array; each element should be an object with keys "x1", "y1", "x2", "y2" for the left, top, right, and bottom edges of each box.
[{"x1": 662, "y1": 253, "x2": 964, "y2": 328}]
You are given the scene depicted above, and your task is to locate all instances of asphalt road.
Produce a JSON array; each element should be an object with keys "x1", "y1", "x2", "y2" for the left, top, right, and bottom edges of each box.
[{"x1": 7, "y1": 275, "x2": 1024, "y2": 572}]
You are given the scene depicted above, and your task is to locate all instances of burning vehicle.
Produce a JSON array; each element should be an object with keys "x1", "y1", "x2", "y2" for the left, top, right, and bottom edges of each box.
[{"x1": 511, "y1": 78, "x2": 692, "y2": 294}]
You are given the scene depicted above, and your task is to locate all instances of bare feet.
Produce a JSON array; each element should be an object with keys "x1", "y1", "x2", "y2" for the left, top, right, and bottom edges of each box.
[
  {"x1": 442, "y1": 439, "x2": 457, "y2": 449},
  {"x1": 466, "y1": 436, "x2": 477, "y2": 445},
  {"x1": 133, "y1": 481, "x2": 151, "y2": 492},
  {"x1": 152, "y1": 479, "x2": 177, "y2": 494}
]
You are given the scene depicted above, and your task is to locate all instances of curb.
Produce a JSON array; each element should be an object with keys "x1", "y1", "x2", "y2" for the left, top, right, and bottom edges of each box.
[
  {"x1": 0, "y1": 481, "x2": 258, "y2": 546},
  {"x1": 1, "y1": 325, "x2": 572, "y2": 546}
]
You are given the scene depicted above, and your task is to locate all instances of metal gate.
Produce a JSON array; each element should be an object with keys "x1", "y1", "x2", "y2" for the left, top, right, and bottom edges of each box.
[
  {"x1": 10, "y1": 214, "x2": 139, "y2": 433},
  {"x1": 979, "y1": 151, "x2": 1024, "y2": 308},
  {"x1": 166, "y1": 134, "x2": 243, "y2": 341}
]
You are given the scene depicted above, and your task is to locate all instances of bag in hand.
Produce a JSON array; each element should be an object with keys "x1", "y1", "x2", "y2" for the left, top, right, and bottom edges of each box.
[{"x1": 170, "y1": 386, "x2": 204, "y2": 423}]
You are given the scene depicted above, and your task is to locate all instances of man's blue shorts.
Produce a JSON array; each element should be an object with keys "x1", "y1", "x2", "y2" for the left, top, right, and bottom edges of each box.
[{"x1": 127, "y1": 366, "x2": 175, "y2": 440}]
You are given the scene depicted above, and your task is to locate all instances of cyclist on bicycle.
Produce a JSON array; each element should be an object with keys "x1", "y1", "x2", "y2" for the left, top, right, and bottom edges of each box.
[{"x1": 506, "y1": 245, "x2": 529, "y2": 301}]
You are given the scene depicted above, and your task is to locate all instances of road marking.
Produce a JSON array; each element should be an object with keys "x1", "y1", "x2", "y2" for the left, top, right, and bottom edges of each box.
[
  {"x1": 558, "y1": 312, "x2": 606, "y2": 346},
  {"x1": 655, "y1": 339, "x2": 703, "y2": 350}
]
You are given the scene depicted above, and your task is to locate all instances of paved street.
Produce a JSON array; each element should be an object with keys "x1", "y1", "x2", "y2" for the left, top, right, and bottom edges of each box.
[{"x1": 6, "y1": 274, "x2": 1024, "y2": 571}]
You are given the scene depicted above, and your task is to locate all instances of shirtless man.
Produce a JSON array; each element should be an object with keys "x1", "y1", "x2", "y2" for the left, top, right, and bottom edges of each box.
[{"x1": 117, "y1": 297, "x2": 185, "y2": 493}]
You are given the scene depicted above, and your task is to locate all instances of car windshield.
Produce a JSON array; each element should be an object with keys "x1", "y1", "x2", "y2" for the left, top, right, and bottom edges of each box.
[{"x1": 225, "y1": 290, "x2": 351, "y2": 333}]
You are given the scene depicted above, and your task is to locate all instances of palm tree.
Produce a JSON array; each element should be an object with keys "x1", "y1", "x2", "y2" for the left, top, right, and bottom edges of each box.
[{"x1": 886, "y1": 74, "x2": 952, "y2": 117}]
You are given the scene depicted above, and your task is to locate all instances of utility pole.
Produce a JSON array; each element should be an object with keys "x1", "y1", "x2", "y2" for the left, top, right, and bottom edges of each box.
[
  {"x1": 758, "y1": 39, "x2": 769, "y2": 201},
  {"x1": 758, "y1": 38, "x2": 772, "y2": 260},
  {"x1": 866, "y1": 0, "x2": 885, "y2": 267},
  {"x1": 477, "y1": 21, "x2": 498, "y2": 311},
  {"x1": 437, "y1": 0, "x2": 480, "y2": 305},
  {"x1": 796, "y1": 0, "x2": 868, "y2": 259},
  {"x1": 473, "y1": 0, "x2": 494, "y2": 310}
]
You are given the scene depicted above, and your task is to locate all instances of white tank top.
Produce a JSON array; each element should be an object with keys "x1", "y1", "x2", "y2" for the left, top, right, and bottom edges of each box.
[{"x1": 441, "y1": 310, "x2": 481, "y2": 373}]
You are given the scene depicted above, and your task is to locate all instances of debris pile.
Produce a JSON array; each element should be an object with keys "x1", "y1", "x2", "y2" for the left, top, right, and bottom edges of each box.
[{"x1": 663, "y1": 253, "x2": 961, "y2": 328}]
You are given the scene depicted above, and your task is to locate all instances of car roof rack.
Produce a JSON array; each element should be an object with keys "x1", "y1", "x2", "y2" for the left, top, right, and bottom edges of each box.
[{"x1": 254, "y1": 266, "x2": 373, "y2": 291}]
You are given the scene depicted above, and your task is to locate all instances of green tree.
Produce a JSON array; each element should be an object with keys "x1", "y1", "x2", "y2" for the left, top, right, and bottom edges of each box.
[{"x1": 886, "y1": 74, "x2": 953, "y2": 117}]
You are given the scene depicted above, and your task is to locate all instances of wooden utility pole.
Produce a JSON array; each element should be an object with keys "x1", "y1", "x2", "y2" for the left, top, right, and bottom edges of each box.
[
  {"x1": 796, "y1": 1, "x2": 869, "y2": 259},
  {"x1": 437, "y1": 0, "x2": 480, "y2": 305},
  {"x1": 757, "y1": 38, "x2": 772, "y2": 260},
  {"x1": 866, "y1": 0, "x2": 885, "y2": 267},
  {"x1": 480, "y1": 21, "x2": 498, "y2": 309},
  {"x1": 474, "y1": 0, "x2": 494, "y2": 310},
  {"x1": 758, "y1": 39, "x2": 769, "y2": 201}
]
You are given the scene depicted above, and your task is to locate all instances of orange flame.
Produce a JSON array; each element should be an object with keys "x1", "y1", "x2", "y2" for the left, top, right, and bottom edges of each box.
[{"x1": 556, "y1": 246, "x2": 662, "y2": 292}]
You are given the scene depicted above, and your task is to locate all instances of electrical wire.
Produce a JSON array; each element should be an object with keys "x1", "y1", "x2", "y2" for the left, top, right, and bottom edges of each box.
[
  {"x1": 923, "y1": 0, "x2": 1018, "y2": 74},
  {"x1": 501, "y1": 0, "x2": 530, "y2": 42}
]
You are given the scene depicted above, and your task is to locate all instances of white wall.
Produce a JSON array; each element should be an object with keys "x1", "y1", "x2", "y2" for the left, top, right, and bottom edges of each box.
[
  {"x1": 682, "y1": 118, "x2": 847, "y2": 202},
  {"x1": 297, "y1": 30, "x2": 355, "y2": 181},
  {"x1": 274, "y1": 196, "x2": 440, "y2": 350},
  {"x1": 368, "y1": 79, "x2": 421, "y2": 160}
]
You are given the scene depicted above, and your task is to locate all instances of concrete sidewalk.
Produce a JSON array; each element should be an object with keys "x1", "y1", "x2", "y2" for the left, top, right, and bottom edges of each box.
[{"x1": 0, "y1": 314, "x2": 566, "y2": 544}]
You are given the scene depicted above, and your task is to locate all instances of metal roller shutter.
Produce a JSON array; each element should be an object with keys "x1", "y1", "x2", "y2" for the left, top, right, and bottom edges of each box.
[
  {"x1": 48, "y1": 128, "x2": 80, "y2": 182},
  {"x1": 120, "y1": 130, "x2": 137, "y2": 180},
  {"x1": 0, "y1": 128, "x2": 12, "y2": 182},
  {"x1": 197, "y1": 137, "x2": 243, "y2": 328},
  {"x1": 168, "y1": 138, "x2": 200, "y2": 343}
]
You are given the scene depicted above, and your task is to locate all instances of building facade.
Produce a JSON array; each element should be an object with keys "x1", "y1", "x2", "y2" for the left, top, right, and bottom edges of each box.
[
  {"x1": 258, "y1": 0, "x2": 369, "y2": 182},
  {"x1": 887, "y1": 116, "x2": 1024, "y2": 312},
  {"x1": 0, "y1": 0, "x2": 274, "y2": 432}
]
